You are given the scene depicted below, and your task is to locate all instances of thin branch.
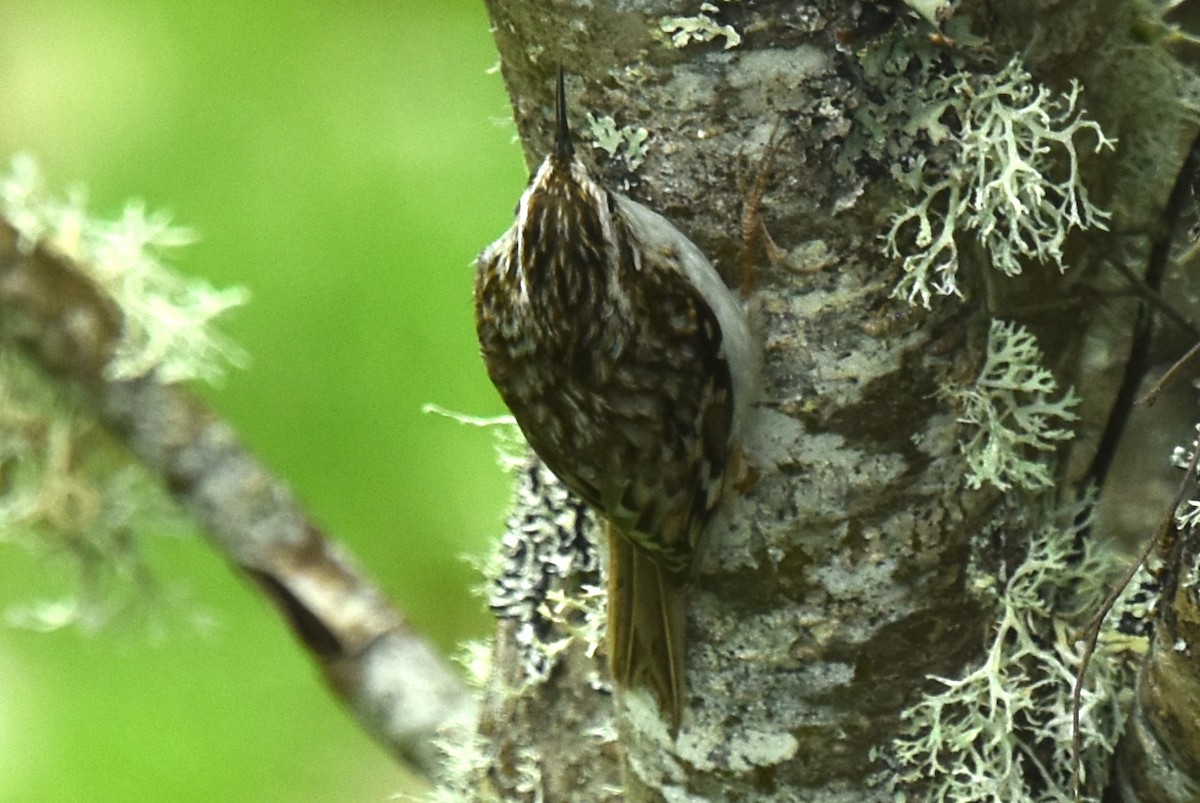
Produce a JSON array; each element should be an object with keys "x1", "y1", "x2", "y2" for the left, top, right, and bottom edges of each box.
[
  {"x1": 0, "y1": 217, "x2": 474, "y2": 779},
  {"x1": 1139, "y1": 338, "x2": 1200, "y2": 407},
  {"x1": 1071, "y1": 431, "x2": 1199, "y2": 800},
  {"x1": 1105, "y1": 256, "x2": 1200, "y2": 343}
]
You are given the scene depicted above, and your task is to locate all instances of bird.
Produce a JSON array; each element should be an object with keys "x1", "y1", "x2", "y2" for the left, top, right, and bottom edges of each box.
[{"x1": 474, "y1": 68, "x2": 753, "y2": 731}]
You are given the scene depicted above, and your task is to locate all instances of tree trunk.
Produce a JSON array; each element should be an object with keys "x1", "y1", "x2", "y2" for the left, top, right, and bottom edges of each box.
[{"x1": 466, "y1": 0, "x2": 1200, "y2": 800}]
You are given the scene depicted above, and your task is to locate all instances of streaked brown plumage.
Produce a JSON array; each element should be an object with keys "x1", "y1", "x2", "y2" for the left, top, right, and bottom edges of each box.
[{"x1": 474, "y1": 70, "x2": 752, "y2": 730}]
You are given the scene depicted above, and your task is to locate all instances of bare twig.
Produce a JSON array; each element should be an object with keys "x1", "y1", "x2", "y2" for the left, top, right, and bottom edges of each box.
[
  {"x1": 1139, "y1": 338, "x2": 1200, "y2": 407},
  {"x1": 1105, "y1": 257, "x2": 1200, "y2": 344},
  {"x1": 0, "y1": 217, "x2": 475, "y2": 779}
]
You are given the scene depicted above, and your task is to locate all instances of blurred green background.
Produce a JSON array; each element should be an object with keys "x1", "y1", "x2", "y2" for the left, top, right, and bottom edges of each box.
[{"x1": 0, "y1": 2, "x2": 524, "y2": 800}]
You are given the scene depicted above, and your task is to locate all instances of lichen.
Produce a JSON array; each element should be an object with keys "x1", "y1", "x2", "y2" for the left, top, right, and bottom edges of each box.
[
  {"x1": 586, "y1": 113, "x2": 650, "y2": 171},
  {"x1": 1179, "y1": 498, "x2": 1200, "y2": 530},
  {"x1": 425, "y1": 452, "x2": 607, "y2": 802},
  {"x1": 424, "y1": 409, "x2": 605, "y2": 685},
  {"x1": 1174, "y1": 426, "x2": 1200, "y2": 531},
  {"x1": 0, "y1": 154, "x2": 248, "y2": 383},
  {"x1": 0, "y1": 352, "x2": 201, "y2": 634},
  {"x1": 657, "y1": 2, "x2": 741, "y2": 50},
  {"x1": 877, "y1": 55, "x2": 1115, "y2": 306},
  {"x1": 0, "y1": 155, "x2": 243, "y2": 633},
  {"x1": 888, "y1": 490, "x2": 1140, "y2": 802},
  {"x1": 953, "y1": 319, "x2": 1080, "y2": 492},
  {"x1": 902, "y1": 0, "x2": 959, "y2": 27},
  {"x1": 485, "y1": 455, "x2": 604, "y2": 686},
  {"x1": 677, "y1": 723, "x2": 799, "y2": 774}
]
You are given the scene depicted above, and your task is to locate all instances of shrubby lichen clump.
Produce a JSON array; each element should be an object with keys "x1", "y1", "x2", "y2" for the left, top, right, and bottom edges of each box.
[
  {"x1": 486, "y1": 456, "x2": 603, "y2": 685},
  {"x1": 869, "y1": 54, "x2": 1115, "y2": 306},
  {"x1": 953, "y1": 320, "x2": 1080, "y2": 492},
  {"x1": 0, "y1": 155, "x2": 245, "y2": 632},
  {"x1": 888, "y1": 491, "x2": 1140, "y2": 802},
  {"x1": 853, "y1": 27, "x2": 1128, "y2": 803},
  {"x1": 1, "y1": 154, "x2": 248, "y2": 383}
]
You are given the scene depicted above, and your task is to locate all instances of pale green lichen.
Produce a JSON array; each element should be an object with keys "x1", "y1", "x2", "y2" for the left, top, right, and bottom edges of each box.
[
  {"x1": 0, "y1": 154, "x2": 243, "y2": 634},
  {"x1": 1179, "y1": 498, "x2": 1200, "y2": 530},
  {"x1": 902, "y1": 0, "x2": 958, "y2": 26},
  {"x1": 953, "y1": 320, "x2": 1080, "y2": 492},
  {"x1": 0, "y1": 154, "x2": 248, "y2": 383},
  {"x1": 882, "y1": 56, "x2": 1115, "y2": 307},
  {"x1": 677, "y1": 724, "x2": 799, "y2": 774},
  {"x1": 423, "y1": 452, "x2": 610, "y2": 801},
  {"x1": 889, "y1": 490, "x2": 1140, "y2": 802},
  {"x1": 427, "y1": 411, "x2": 606, "y2": 686},
  {"x1": 658, "y1": 2, "x2": 741, "y2": 50},
  {"x1": 587, "y1": 113, "x2": 650, "y2": 171},
  {"x1": 0, "y1": 352, "x2": 201, "y2": 635}
]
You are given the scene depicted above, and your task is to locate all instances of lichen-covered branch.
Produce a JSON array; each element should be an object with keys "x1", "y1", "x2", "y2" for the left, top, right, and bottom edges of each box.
[
  {"x1": 439, "y1": 457, "x2": 621, "y2": 801},
  {"x1": 1113, "y1": 441, "x2": 1200, "y2": 802},
  {"x1": 0, "y1": 215, "x2": 474, "y2": 778}
]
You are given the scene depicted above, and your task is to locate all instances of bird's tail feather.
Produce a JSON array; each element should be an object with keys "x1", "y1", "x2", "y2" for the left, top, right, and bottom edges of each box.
[{"x1": 607, "y1": 523, "x2": 687, "y2": 733}]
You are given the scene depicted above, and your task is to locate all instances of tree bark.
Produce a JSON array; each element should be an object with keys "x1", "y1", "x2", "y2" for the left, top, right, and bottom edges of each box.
[{"x1": 471, "y1": 0, "x2": 1200, "y2": 800}]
